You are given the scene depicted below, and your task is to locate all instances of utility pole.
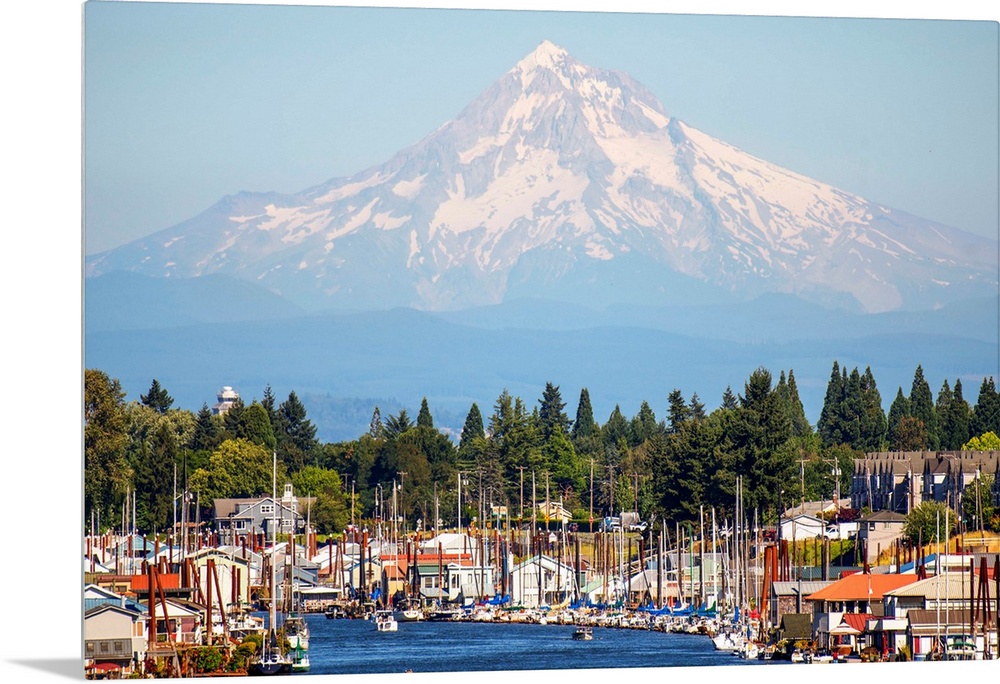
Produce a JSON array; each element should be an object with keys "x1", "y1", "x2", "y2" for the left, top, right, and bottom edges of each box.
[
  {"x1": 397, "y1": 471, "x2": 407, "y2": 534},
  {"x1": 516, "y1": 466, "x2": 526, "y2": 526},
  {"x1": 589, "y1": 458, "x2": 595, "y2": 531}
]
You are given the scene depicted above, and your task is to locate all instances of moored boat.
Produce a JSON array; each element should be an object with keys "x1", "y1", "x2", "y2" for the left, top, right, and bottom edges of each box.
[{"x1": 374, "y1": 610, "x2": 399, "y2": 632}]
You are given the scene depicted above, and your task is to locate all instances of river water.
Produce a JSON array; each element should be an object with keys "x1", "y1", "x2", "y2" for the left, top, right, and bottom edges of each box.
[{"x1": 297, "y1": 614, "x2": 775, "y2": 676}]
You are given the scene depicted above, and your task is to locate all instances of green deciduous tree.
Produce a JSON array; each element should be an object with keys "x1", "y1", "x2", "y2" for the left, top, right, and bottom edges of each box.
[
  {"x1": 188, "y1": 438, "x2": 280, "y2": 502},
  {"x1": 903, "y1": 500, "x2": 956, "y2": 544},
  {"x1": 961, "y1": 473, "x2": 998, "y2": 533},
  {"x1": 963, "y1": 431, "x2": 1000, "y2": 450},
  {"x1": 85, "y1": 369, "x2": 132, "y2": 528},
  {"x1": 290, "y1": 466, "x2": 349, "y2": 534}
]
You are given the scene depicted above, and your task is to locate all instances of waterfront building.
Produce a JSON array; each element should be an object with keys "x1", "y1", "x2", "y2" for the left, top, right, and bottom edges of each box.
[
  {"x1": 84, "y1": 601, "x2": 148, "y2": 678},
  {"x1": 511, "y1": 553, "x2": 578, "y2": 608},
  {"x1": 414, "y1": 551, "x2": 497, "y2": 605},
  {"x1": 805, "y1": 572, "x2": 919, "y2": 651},
  {"x1": 768, "y1": 580, "x2": 831, "y2": 629},
  {"x1": 212, "y1": 483, "x2": 311, "y2": 545},
  {"x1": 185, "y1": 546, "x2": 255, "y2": 609}
]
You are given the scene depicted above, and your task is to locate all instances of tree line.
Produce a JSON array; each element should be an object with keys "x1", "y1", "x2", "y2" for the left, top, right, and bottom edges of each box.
[{"x1": 84, "y1": 362, "x2": 1000, "y2": 538}]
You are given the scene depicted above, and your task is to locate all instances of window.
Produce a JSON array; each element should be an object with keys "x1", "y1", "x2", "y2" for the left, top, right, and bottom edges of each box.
[
  {"x1": 235, "y1": 520, "x2": 246, "y2": 530},
  {"x1": 261, "y1": 504, "x2": 274, "y2": 515}
]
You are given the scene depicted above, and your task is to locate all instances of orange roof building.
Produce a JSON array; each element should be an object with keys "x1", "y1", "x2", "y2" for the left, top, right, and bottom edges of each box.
[{"x1": 806, "y1": 573, "x2": 919, "y2": 612}]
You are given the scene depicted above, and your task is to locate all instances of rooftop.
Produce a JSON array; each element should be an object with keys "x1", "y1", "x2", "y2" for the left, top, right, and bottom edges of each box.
[{"x1": 805, "y1": 573, "x2": 918, "y2": 602}]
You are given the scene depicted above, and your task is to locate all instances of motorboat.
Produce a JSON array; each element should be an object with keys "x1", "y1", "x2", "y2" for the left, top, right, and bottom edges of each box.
[
  {"x1": 572, "y1": 626, "x2": 594, "y2": 641},
  {"x1": 374, "y1": 610, "x2": 399, "y2": 632}
]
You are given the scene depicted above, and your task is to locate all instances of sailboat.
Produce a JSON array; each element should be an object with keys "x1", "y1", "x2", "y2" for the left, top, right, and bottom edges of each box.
[
  {"x1": 248, "y1": 452, "x2": 293, "y2": 677},
  {"x1": 283, "y1": 522, "x2": 310, "y2": 672}
]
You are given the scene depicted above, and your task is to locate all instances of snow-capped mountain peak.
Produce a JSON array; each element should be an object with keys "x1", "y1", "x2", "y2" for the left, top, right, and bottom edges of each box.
[{"x1": 85, "y1": 41, "x2": 997, "y2": 314}]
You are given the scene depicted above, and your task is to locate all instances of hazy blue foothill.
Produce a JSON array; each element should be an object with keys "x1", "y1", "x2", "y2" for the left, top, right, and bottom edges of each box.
[{"x1": 84, "y1": 272, "x2": 998, "y2": 443}]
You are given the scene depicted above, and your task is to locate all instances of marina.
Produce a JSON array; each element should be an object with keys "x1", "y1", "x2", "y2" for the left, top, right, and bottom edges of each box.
[{"x1": 286, "y1": 613, "x2": 770, "y2": 675}]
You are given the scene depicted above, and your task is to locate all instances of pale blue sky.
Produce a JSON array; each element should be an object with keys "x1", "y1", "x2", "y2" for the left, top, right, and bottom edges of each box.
[{"x1": 84, "y1": 1, "x2": 999, "y2": 253}]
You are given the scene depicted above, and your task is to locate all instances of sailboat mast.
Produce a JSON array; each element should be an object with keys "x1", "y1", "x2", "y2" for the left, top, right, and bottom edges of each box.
[{"x1": 271, "y1": 450, "x2": 277, "y2": 637}]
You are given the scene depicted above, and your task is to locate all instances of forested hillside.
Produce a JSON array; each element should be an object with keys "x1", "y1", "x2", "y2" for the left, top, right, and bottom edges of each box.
[{"x1": 84, "y1": 364, "x2": 1000, "y2": 538}]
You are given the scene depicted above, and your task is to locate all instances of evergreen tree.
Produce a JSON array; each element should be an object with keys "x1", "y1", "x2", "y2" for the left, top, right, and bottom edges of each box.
[
  {"x1": 457, "y1": 402, "x2": 486, "y2": 471},
  {"x1": 460, "y1": 403, "x2": 485, "y2": 447},
  {"x1": 261, "y1": 385, "x2": 278, "y2": 426},
  {"x1": 140, "y1": 378, "x2": 174, "y2": 414},
  {"x1": 546, "y1": 426, "x2": 582, "y2": 499},
  {"x1": 689, "y1": 393, "x2": 707, "y2": 422},
  {"x1": 886, "y1": 388, "x2": 911, "y2": 450},
  {"x1": 629, "y1": 400, "x2": 659, "y2": 445},
  {"x1": 840, "y1": 367, "x2": 864, "y2": 448},
  {"x1": 190, "y1": 403, "x2": 223, "y2": 452},
  {"x1": 942, "y1": 379, "x2": 971, "y2": 450},
  {"x1": 731, "y1": 367, "x2": 794, "y2": 513},
  {"x1": 222, "y1": 397, "x2": 246, "y2": 439},
  {"x1": 909, "y1": 365, "x2": 938, "y2": 450},
  {"x1": 603, "y1": 405, "x2": 629, "y2": 451},
  {"x1": 134, "y1": 422, "x2": 177, "y2": 532},
  {"x1": 572, "y1": 388, "x2": 598, "y2": 440},
  {"x1": 369, "y1": 405, "x2": 384, "y2": 439},
  {"x1": 276, "y1": 391, "x2": 318, "y2": 472},
  {"x1": 720, "y1": 386, "x2": 738, "y2": 411},
  {"x1": 417, "y1": 397, "x2": 434, "y2": 429},
  {"x1": 538, "y1": 382, "x2": 571, "y2": 441},
  {"x1": 817, "y1": 361, "x2": 846, "y2": 446},
  {"x1": 971, "y1": 377, "x2": 1000, "y2": 438},
  {"x1": 935, "y1": 380, "x2": 954, "y2": 449},
  {"x1": 858, "y1": 367, "x2": 887, "y2": 451},
  {"x1": 666, "y1": 389, "x2": 691, "y2": 434},
  {"x1": 241, "y1": 401, "x2": 277, "y2": 451},
  {"x1": 779, "y1": 370, "x2": 812, "y2": 437}
]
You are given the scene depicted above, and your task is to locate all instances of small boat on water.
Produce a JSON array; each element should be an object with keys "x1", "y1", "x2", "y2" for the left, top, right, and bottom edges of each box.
[
  {"x1": 426, "y1": 606, "x2": 463, "y2": 622},
  {"x1": 374, "y1": 610, "x2": 399, "y2": 632},
  {"x1": 572, "y1": 626, "x2": 594, "y2": 641},
  {"x1": 283, "y1": 614, "x2": 310, "y2": 651},
  {"x1": 290, "y1": 643, "x2": 310, "y2": 673},
  {"x1": 248, "y1": 630, "x2": 293, "y2": 676},
  {"x1": 712, "y1": 631, "x2": 744, "y2": 651},
  {"x1": 393, "y1": 598, "x2": 424, "y2": 622}
]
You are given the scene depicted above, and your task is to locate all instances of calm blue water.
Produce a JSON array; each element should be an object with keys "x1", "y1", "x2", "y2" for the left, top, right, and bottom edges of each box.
[{"x1": 295, "y1": 614, "x2": 775, "y2": 675}]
